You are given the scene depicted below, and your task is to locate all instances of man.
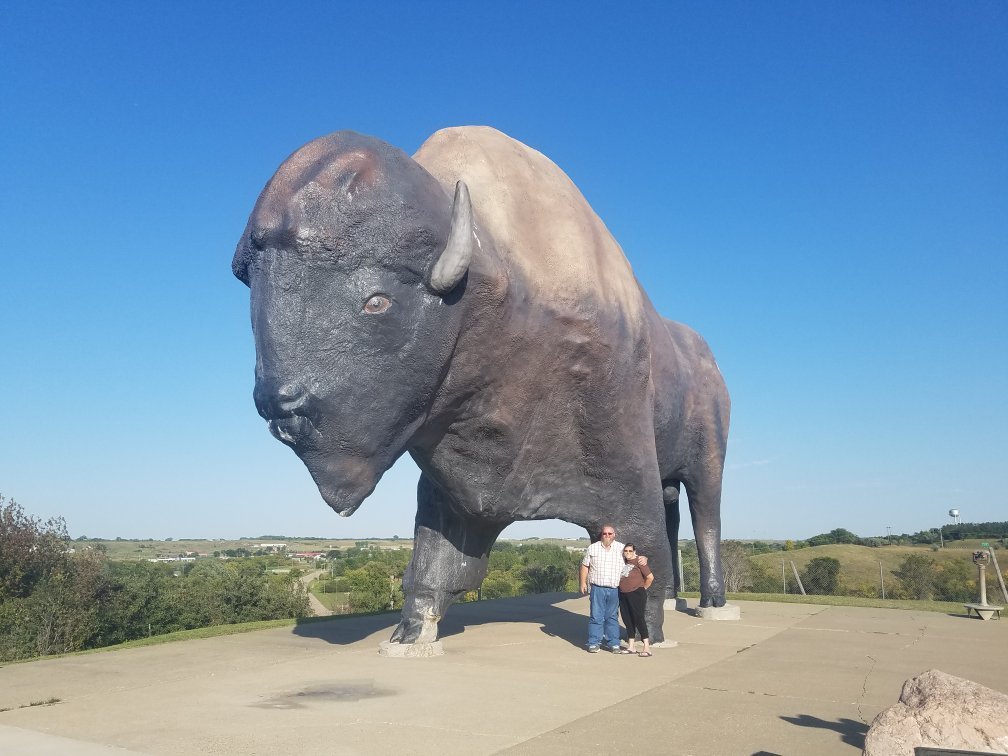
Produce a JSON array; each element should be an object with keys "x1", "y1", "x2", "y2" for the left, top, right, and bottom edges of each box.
[{"x1": 579, "y1": 525, "x2": 646, "y2": 653}]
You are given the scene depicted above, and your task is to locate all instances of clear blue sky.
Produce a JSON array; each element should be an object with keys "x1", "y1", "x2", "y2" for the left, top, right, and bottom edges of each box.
[{"x1": 2, "y1": 2, "x2": 1005, "y2": 541}]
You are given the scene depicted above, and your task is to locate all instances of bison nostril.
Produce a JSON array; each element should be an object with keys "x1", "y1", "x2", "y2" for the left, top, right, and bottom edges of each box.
[
  {"x1": 275, "y1": 383, "x2": 308, "y2": 413},
  {"x1": 254, "y1": 380, "x2": 309, "y2": 420}
]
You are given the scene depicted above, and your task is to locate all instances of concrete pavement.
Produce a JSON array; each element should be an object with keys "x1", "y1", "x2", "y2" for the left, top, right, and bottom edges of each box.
[{"x1": 1, "y1": 596, "x2": 1005, "y2": 755}]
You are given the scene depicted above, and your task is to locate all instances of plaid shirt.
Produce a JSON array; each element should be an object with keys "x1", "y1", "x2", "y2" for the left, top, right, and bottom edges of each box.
[{"x1": 581, "y1": 540, "x2": 626, "y2": 588}]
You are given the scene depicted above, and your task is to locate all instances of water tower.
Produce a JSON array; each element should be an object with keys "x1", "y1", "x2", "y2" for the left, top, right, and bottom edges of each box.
[{"x1": 949, "y1": 509, "x2": 961, "y2": 524}]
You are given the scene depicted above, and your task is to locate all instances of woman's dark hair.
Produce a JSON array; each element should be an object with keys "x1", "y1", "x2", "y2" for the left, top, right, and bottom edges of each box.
[{"x1": 623, "y1": 543, "x2": 635, "y2": 551}]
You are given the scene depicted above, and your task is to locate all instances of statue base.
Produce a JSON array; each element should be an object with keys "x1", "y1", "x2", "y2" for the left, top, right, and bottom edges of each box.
[
  {"x1": 378, "y1": 640, "x2": 445, "y2": 658},
  {"x1": 695, "y1": 603, "x2": 741, "y2": 621},
  {"x1": 663, "y1": 597, "x2": 690, "y2": 612}
]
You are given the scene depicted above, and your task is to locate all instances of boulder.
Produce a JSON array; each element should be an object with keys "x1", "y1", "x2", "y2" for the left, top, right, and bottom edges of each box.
[{"x1": 863, "y1": 669, "x2": 1008, "y2": 755}]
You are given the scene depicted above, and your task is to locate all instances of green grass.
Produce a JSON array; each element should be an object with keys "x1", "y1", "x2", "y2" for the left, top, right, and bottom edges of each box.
[
  {"x1": 0, "y1": 615, "x2": 344, "y2": 666},
  {"x1": 749, "y1": 543, "x2": 999, "y2": 591},
  {"x1": 310, "y1": 583, "x2": 351, "y2": 612}
]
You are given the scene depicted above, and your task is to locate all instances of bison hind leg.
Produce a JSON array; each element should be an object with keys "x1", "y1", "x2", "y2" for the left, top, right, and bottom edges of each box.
[{"x1": 683, "y1": 476, "x2": 726, "y2": 609}]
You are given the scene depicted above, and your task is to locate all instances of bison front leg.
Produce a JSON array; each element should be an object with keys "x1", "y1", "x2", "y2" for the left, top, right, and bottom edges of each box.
[
  {"x1": 634, "y1": 529, "x2": 675, "y2": 645},
  {"x1": 390, "y1": 475, "x2": 506, "y2": 645}
]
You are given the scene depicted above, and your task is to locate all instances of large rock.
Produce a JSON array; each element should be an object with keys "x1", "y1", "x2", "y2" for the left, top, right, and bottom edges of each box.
[{"x1": 863, "y1": 669, "x2": 1008, "y2": 755}]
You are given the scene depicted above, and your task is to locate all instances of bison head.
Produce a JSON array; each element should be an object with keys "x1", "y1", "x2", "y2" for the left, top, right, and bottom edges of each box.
[{"x1": 232, "y1": 132, "x2": 474, "y2": 516}]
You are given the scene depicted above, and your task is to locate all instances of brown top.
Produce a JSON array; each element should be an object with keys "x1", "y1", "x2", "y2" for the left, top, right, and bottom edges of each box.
[
  {"x1": 413, "y1": 126, "x2": 646, "y2": 318},
  {"x1": 619, "y1": 558, "x2": 652, "y2": 592}
]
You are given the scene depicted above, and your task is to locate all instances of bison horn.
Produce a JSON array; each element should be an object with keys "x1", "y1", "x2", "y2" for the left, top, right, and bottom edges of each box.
[{"x1": 428, "y1": 181, "x2": 474, "y2": 294}]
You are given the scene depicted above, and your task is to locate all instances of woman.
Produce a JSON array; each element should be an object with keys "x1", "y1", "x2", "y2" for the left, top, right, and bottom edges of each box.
[{"x1": 618, "y1": 543, "x2": 654, "y2": 656}]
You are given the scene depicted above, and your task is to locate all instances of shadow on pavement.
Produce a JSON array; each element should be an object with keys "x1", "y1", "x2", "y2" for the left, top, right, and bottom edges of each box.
[
  {"x1": 291, "y1": 612, "x2": 398, "y2": 645},
  {"x1": 779, "y1": 713, "x2": 868, "y2": 749},
  {"x1": 290, "y1": 592, "x2": 587, "y2": 648}
]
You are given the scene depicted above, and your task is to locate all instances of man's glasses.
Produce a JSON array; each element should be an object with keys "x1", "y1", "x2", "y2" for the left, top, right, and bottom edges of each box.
[{"x1": 601, "y1": 531, "x2": 615, "y2": 536}]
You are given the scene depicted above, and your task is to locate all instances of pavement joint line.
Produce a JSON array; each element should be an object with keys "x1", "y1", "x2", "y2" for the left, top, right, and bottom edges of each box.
[
  {"x1": 368, "y1": 719, "x2": 517, "y2": 739},
  {"x1": 857, "y1": 655, "x2": 878, "y2": 725},
  {"x1": 903, "y1": 624, "x2": 928, "y2": 648},
  {"x1": 664, "y1": 681, "x2": 866, "y2": 707},
  {"x1": 790, "y1": 625, "x2": 934, "y2": 637}
]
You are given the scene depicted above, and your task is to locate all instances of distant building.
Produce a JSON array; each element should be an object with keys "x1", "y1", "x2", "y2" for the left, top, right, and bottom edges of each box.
[
  {"x1": 258, "y1": 543, "x2": 288, "y2": 553},
  {"x1": 147, "y1": 556, "x2": 196, "y2": 563}
]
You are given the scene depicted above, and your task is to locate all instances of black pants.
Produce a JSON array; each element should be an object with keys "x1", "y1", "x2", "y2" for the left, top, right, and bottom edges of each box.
[{"x1": 619, "y1": 587, "x2": 648, "y2": 640}]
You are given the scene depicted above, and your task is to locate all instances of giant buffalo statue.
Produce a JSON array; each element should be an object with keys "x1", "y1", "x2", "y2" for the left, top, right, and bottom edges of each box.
[{"x1": 233, "y1": 126, "x2": 730, "y2": 646}]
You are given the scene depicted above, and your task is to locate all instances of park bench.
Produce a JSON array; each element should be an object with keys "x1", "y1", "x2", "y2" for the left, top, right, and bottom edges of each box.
[{"x1": 963, "y1": 603, "x2": 1002, "y2": 620}]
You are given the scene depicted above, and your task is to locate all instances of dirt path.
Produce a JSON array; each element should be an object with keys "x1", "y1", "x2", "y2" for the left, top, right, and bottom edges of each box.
[{"x1": 299, "y1": 569, "x2": 332, "y2": 617}]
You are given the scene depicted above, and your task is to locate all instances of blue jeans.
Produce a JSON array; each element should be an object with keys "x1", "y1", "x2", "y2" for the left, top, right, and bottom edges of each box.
[{"x1": 587, "y1": 585, "x2": 620, "y2": 649}]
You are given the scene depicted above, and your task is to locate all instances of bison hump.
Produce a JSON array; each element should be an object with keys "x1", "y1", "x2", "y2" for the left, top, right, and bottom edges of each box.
[{"x1": 413, "y1": 126, "x2": 643, "y2": 317}]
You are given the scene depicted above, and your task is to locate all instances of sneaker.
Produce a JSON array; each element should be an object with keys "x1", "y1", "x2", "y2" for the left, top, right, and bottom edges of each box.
[
  {"x1": 587, "y1": 646, "x2": 600, "y2": 653},
  {"x1": 608, "y1": 646, "x2": 622, "y2": 653}
]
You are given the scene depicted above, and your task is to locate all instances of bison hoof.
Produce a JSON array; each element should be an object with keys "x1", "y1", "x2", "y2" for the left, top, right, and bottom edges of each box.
[
  {"x1": 390, "y1": 618, "x2": 423, "y2": 644},
  {"x1": 699, "y1": 594, "x2": 726, "y2": 609},
  {"x1": 390, "y1": 613, "x2": 440, "y2": 645}
]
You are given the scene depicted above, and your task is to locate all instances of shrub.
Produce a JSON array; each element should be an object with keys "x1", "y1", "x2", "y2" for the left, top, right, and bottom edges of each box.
[
  {"x1": 481, "y1": 571, "x2": 519, "y2": 599},
  {"x1": 933, "y1": 559, "x2": 975, "y2": 602},
  {"x1": 893, "y1": 554, "x2": 938, "y2": 600},
  {"x1": 801, "y1": 557, "x2": 841, "y2": 595}
]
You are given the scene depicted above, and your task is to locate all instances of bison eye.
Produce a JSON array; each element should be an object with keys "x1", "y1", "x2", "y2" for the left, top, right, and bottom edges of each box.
[{"x1": 363, "y1": 294, "x2": 392, "y2": 315}]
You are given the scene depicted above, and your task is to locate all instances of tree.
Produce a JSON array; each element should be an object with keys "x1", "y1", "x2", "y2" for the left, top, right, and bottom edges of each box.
[
  {"x1": 480, "y1": 571, "x2": 519, "y2": 599},
  {"x1": 801, "y1": 557, "x2": 841, "y2": 595},
  {"x1": 893, "y1": 554, "x2": 938, "y2": 600},
  {"x1": 25, "y1": 550, "x2": 105, "y2": 657},
  {"x1": 748, "y1": 560, "x2": 780, "y2": 593},
  {"x1": 0, "y1": 495, "x2": 70, "y2": 600},
  {"x1": 0, "y1": 548, "x2": 107, "y2": 661},
  {"x1": 94, "y1": 561, "x2": 176, "y2": 644},
  {"x1": 521, "y1": 565, "x2": 568, "y2": 594},
  {"x1": 489, "y1": 547, "x2": 522, "y2": 572},
  {"x1": 720, "y1": 541, "x2": 753, "y2": 592},
  {"x1": 345, "y1": 562, "x2": 398, "y2": 613},
  {"x1": 680, "y1": 548, "x2": 700, "y2": 592},
  {"x1": 807, "y1": 528, "x2": 861, "y2": 547}
]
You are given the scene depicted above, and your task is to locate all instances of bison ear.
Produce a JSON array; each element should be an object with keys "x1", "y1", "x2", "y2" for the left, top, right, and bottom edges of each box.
[{"x1": 428, "y1": 181, "x2": 474, "y2": 295}]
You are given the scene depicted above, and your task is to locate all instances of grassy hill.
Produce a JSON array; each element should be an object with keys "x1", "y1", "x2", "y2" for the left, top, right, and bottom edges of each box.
[{"x1": 750, "y1": 542, "x2": 1004, "y2": 596}]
